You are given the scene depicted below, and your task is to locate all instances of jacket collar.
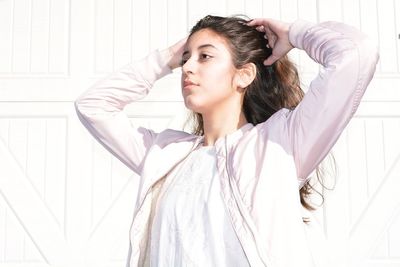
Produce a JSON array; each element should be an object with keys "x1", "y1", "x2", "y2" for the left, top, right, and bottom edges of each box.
[{"x1": 211, "y1": 123, "x2": 254, "y2": 148}]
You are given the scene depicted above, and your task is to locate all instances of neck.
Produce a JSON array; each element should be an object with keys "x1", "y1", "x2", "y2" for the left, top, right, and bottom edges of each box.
[{"x1": 201, "y1": 107, "x2": 248, "y2": 146}]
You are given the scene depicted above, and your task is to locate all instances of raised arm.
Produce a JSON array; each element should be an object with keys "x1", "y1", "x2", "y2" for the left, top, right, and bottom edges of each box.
[
  {"x1": 74, "y1": 38, "x2": 186, "y2": 174},
  {"x1": 249, "y1": 18, "x2": 379, "y2": 181}
]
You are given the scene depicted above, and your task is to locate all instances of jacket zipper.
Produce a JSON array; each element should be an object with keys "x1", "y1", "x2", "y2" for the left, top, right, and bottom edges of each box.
[{"x1": 224, "y1": 136, "x2": 268, "y2": 267}]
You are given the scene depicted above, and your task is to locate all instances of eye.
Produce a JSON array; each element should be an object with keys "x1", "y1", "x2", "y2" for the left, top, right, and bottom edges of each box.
[
  {"x1": 200, "y1": 53, "x2": 212, "y2": 61},
  {"x1": 180, "y1": 57, "x2": 188, "y2": 66}
]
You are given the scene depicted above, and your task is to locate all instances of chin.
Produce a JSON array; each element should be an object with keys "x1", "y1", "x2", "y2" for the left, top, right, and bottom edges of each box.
[{"x1": 183, "y1": 97, "x2": 203, "y2": 113}]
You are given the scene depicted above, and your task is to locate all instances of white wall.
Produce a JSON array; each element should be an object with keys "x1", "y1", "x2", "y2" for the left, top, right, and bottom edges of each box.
[{"x1": 0, "y1": 0, "x2": 399, "y2": 266}]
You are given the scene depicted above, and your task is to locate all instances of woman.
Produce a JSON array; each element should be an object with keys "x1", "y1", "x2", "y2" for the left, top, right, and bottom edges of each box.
[{"x1": 75, "y1": 15, "x2": 379, "y2": 267}]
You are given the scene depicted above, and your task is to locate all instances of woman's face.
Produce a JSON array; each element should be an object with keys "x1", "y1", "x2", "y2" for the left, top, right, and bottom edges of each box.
[{"x1": 181, "y1": 29, "x2": 241, "y2": 114}]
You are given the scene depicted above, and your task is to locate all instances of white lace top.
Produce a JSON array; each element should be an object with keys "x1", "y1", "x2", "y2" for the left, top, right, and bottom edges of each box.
[{"x1": 146, "y1": 145, "x2": 250, "y2": 267}]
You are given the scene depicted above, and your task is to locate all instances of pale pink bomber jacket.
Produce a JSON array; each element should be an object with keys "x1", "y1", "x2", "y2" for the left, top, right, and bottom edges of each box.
[{"x1": 75, "y1": 20, "x2": 379, "y2": 266}]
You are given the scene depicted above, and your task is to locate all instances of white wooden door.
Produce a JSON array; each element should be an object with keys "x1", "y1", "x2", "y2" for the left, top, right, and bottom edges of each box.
[{"x1": 0, "y1": 0, "x2": 399, "y2": 266}]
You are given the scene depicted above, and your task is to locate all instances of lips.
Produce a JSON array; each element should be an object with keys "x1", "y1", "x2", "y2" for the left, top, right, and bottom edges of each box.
[{"x1": 183, "y1": 80, "x2": 198, "y2": 90}]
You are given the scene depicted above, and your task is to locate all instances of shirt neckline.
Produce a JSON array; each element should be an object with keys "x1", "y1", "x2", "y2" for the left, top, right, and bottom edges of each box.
[{"x1": 198, "y1": 122, "x2": 253, "y2": 148}]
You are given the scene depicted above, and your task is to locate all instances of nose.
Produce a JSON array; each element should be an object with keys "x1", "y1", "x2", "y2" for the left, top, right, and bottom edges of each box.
[{"x1": 182, "y1": 57, "x2": 195, "y2": 75}]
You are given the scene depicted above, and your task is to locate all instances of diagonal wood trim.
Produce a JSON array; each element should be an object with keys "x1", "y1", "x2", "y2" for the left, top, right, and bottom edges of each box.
[
  {"x1": 348, "y1": 155, "x2": 400, "y2": 264},
  {"x1": 0, "y1": 137, "x2": 70, "y2": 265}
]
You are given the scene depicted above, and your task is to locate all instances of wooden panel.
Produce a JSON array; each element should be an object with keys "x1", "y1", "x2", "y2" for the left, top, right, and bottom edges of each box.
[
  {"x1": 388, "y1": 210, "x2": 400, "y2": 257},
  {"x1": 318, "y1": 0, "x2": 343, "y2": 21},
  {"x1": 226, "y1": 0, "x2": 245, "y2": 17},
  {"x1": 0, "y1": 0, "x2": 13, "y2": 73},
  {"x1": 261, "y1": 0, "x2": 281, "y2": 19},
  {"x1": 342, "y1": 0, "x2": 361, "y2": 28},
  {"x1": 244, "y1": 0, "x2": 263, "y2": 18},
  {"x1": 0, "y1": 197, "x2": 44, "y2": 263},
  {"x1": 167, "y1": 0, "x2": 187, "y2": 41},
  {"x1": 1, "y1": 0, "x2": 399, "y2": 266},
  {"x1": 131, "y1": 0, "x2": 150, "y2": 60},
  {"x1": 0, "y1": 0, "x2": 69, "y2": 77},
  {"x1": 377, "y1": 0, "x2": 398, "y2": 73},
  {"x1": 94, "y1": 0, "x2": 114, "y2": 73},
  {"x1": 280, "y1": 0, "x2": 298, "y2": 21},
  {"x1": 114, "y1": 0, "x2": 133, "y2": 68}
]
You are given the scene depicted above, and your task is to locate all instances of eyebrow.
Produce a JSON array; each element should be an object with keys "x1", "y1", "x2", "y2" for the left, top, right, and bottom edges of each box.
[{"x1": 182, "y1": 44, "x2": 218, "y2": 57}]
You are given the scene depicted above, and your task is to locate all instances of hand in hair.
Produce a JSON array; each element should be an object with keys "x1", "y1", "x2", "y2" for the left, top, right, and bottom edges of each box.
[
  {"x1": 247, "y1": 18, "x2": 294, "y2": 66},
  {"x1": 164, "y1": 37, "x2": 188, "y2": 70}
]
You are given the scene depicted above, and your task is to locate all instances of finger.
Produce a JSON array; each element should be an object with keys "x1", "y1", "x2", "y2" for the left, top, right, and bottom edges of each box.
[
  {"x1": 266, "y1": 36, "x2": 276, "y2": 49},
  {"x1": 256, "y1": 25, "x2": 265, "y2": 32},
  {"x1": 247, "y1": 18, "x2": 270, "y2": 27},
  {"x1": 246, "y1": 18, "x2": 262, "y2": 26},
  {"x1": 264, "y1": 27, "x2": 275, "y2": 39},
  {"x1": 264, "y1": 54, "x2": 279, "y2": 66}
]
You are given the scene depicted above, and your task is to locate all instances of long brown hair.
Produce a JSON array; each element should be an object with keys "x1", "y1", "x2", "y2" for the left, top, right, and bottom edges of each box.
[{"x1": 185, "y1": 15, "x2": 335, "y2": 215}]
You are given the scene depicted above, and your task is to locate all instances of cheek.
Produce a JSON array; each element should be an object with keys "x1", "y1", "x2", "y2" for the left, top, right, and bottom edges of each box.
[{"x1": 204, "y1": 66, "x2": 234, "y2": 88}]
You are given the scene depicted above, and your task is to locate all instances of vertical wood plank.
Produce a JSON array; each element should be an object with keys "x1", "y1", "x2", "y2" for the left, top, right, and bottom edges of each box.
[
  {"x1": 187, "y1": 1, "x2": 211, "y2": 31},
  {"x1": 244, "y1": 0, "x2": 263, "y2": 18},
  {"x1": 0, "y1": 119, "x2": 10, "y2": 148},
  {"x1": 8, "y1": 119, "x2": 28, "y2": 179},
  {"x1": 12, "y1": 0, "x2": 31, "y2": 73},
  {"x1": 94, "y1": 0, "x2": 114, "y2": 73},
  {"x1": 226, "y1": 0, "x2": 245, "y2": 17},
  {"x1": 280, "y1": 0, "x2": 298, "y2": 21},
  {"x1": 48, "y1": 0, "x2": 69, "y2": 74},
  {"x1": 0, "y1": 199, "x2": 6, "y2": 261},
  {"x1": 377, "y1": 0, "x2": 398, "y2": 73},
  {"x1": 149, "y1": 0, "x2": 168, "y2": 51},
  {"x1": 0, "y1": 0, "x2": 13, "y2": 73},
  {"x1": 4, "y1": 208, "x2": 24, "y2": 261},
  {"x1": 132, "y1": 0, "x2": 150, "y2": 60},
  {"x1": 382, "y1": 119, "x2": 400, "y2": 173},
  {"x1": 262, "y1": 0, "x2": 281, "y2": 19},
  {"x1": 66, "y1": 109, "x2": 93, "y2": 256},
  {"x1": 364, "y1": 119, "x2": 385, "y2": 197},
  {"x1": 167, "y1": 0, "x2": 187, "y2": 43},
  {"x1": 30, "y1": 0, "x2": 50, "y2": 74},
  {"x1": 92, "y1": 142, "x2": 112, "y2": 227},
  {"x1": 323, "y1": 131, "x2": 352, "y2": 266},
  {"x1": 317, "y1": 0, "x2": 343, "y2": 21},
  {"x1": 26, "y1": 119, "x2": 46, "y2": 202},
  {"x1": 298, "y1": 0, "x2": 317, "y2": 22},
  {"x1": 45, "y1": 118, "x2": 67, "y2": 227},
  {"x1": 359, "y1": 0, "x2": 380, "y2": 72},
  {"x1": 347, "y1": 119, "x2": 369, "y2": 227},
  {"x1": 69, "y1": 0, "x2": 94, "y2": 78},
  {"x1": 110, "y1": 157, "x2": 137, "y2": 199},
  {"x1": 208, "y1": 0, "x2": 227, "y2": 17},
  {"x1": 342, "y1": 0, "x2": 360, "y2": 28},
  {"x1": 388, "y1": 209, "x2": 400, "y2": 257},
  {"x1": 114, "y1": 0, "x2": 132, "y2": 69},
  {"x1": 394, "y1": 0, "x2": 400, "y2": 72}
]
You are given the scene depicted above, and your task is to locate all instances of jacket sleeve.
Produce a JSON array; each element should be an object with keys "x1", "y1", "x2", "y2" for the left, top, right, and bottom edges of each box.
[
  {"x1": 285, "y1": 20, "x2": 379, "y2": 181},
  {"x1": 74, "y1": 49, "x2": 173, "y2": 174}
]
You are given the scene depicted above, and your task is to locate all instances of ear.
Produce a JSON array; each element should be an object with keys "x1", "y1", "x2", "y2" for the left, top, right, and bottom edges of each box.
[{"x1": 234, "y1": 62, "x2": 257, "y2": 90}]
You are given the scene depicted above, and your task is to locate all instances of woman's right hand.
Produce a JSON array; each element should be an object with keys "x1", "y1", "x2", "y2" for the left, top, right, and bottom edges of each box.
[
  {"x1": 164, "y1": 37, "x2": 187, "y2": 70},
  {"x1": 247, "y1": 18, "x2": 294, "y2": 65}
]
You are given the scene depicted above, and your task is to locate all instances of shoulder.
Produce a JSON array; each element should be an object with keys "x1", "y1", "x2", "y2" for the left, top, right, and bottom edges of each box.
[
  {"x1": 154, "y1": 128, "x2": 199, "y2": 147},
  {"x1": 235, "y1": 108, "x2": 293, "y2": 152},
  {"x1": 254, "y1": 108, "x2": 291, "y2": 136}
]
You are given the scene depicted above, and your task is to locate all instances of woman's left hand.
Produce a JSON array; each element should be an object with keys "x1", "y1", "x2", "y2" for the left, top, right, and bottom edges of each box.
[
  {"x1": 247, "y1": 18, "x2": 294, "y2": 65},
  {"x1": 165, "y1": 37, "x2": 188, "y2": 70}
]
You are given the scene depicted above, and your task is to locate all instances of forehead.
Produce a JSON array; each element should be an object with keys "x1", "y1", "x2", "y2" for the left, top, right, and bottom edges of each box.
[{"x1": 185, "y1": 29, "x2": 231, "y2": 51}]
